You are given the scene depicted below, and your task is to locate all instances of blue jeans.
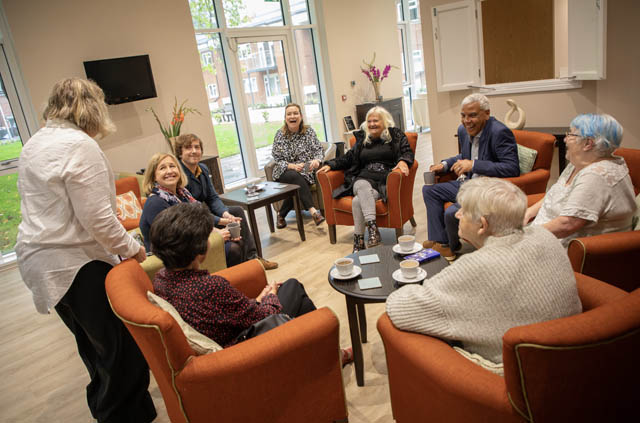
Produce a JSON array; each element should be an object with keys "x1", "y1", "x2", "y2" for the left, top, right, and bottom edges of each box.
[{"x1": 422, "y1": 180, "x2": 462, "y2": 251}]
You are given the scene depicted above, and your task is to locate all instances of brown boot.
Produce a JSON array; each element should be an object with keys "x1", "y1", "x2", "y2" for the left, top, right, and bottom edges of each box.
[
  {"x1": 312, "y1": 211, "x2": 325, "y2": 225},
  {"x1": 365, "y1": 220, "x2": 381, "y2": 248},
  {"x1": 276, "y1": 215, "x2": 287, "y2": 229},
  {"x1": 432, "y1": 243, "x2": 456, "y2": 261},
  {"x1": 422, "y1": 240, "x2": 436, "y2": 249},
  {"x1": 257, "y1": 257, "x2": 278, "y2": 270}
]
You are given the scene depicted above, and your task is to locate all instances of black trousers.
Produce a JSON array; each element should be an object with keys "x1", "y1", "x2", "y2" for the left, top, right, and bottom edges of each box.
[
  {"x1": 276, "y1": 278, "x2": 317, "y2": 317},
  {"x1": 54, "y1": 261, "x2": 156, "y2": 423},
  {"x1": 275, "y1": 170, "x2": 315, "y2": 218}
]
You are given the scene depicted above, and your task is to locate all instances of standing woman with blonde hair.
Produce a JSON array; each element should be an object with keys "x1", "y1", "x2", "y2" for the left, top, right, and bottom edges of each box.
[
  {"x1": 319, "y1": 106, "x2": 414, "y2": 252},
  {"x1": 271, "y1": 103, "x2": 326, "y2": 228},
  {"x1": 16, "y1": 78, "x2": 156, "y2": 423}
]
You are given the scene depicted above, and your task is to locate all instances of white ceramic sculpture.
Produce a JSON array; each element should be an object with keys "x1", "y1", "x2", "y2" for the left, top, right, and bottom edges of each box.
[{"x1": 504, "y1": 99, "x2": 526, "y2": 130}]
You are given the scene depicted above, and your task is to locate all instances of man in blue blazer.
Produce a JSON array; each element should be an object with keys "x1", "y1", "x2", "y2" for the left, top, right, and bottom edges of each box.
[{"x1": 422, "y1": 94, "x2": 519, "y2": 260}]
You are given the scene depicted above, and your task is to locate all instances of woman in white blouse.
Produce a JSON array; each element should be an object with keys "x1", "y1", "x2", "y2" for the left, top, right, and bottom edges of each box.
[
  {"x1": 15, "y1": 78, "x2": 156, "y2": 423},
  {"x1": 271, "y1": 103, "x2": 325, "y2": 228},
  {"x1": 524, "y1": 114, "x2": 636, "y2": 246}
]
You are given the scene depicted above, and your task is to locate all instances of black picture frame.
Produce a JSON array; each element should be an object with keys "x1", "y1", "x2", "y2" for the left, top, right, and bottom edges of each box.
[{"x1": 343, "y1": 115, "x2": 356, "y2": 131}]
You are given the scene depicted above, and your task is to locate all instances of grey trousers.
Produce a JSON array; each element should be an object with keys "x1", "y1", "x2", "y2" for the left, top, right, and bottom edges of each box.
[{"x1": 352, "y1": 179, "x2": 380, "y2": 235}]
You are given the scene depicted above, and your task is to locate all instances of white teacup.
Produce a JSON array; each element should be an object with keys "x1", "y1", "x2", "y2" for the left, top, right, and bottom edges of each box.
[
  {"x1": 400, "y1": 259, "x2": 420, "y2": 279},
  {"x1": 398, "y1": 234, "x2": 415, "y2": 252},
  {"x1": 226, "y1": 222, "x2": 241, "y2": 238},
  {"x1": 335, "y1": 257, "x2": 354, "y2": 276}
]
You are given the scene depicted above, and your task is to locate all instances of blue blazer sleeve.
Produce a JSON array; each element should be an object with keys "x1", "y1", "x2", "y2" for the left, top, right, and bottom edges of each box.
[
  {"x1": 472, "y1": 119, "x2": 520, "y2": 177},
  {"x1": 139, "y1": 195, "x2": 171, "y2": 250}
]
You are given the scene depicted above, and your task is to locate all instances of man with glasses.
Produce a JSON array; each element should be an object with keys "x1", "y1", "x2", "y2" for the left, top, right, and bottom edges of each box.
[{"x1": 422, "y1": 93, "x2": 519, "y2": 260}]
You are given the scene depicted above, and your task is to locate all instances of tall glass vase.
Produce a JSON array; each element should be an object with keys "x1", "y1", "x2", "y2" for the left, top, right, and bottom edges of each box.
[{"x1": 372, "y1": 81, "x2": 382, "y2": 102}]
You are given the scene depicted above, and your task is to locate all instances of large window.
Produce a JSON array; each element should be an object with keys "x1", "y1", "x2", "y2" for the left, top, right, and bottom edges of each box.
[
  {"x1": 0, "y1": 43, "x2": 33, "y2": 264},
  {"x1": 189, "y1": 0, "x2": 327, "y2": 186},
  {"x1": 397, "y1": 0, "x2": 428, "y2": 130}
]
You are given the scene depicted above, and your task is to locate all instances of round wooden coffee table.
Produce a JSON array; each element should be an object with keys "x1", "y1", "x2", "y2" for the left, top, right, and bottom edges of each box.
[{"x1": 328, "y1": 244, "x2": 449, "y2": 386}]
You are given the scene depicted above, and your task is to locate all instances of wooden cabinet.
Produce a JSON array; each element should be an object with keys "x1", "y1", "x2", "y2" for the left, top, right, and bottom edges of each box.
[{"x1": 356, "y1": 97, "x2": 404, "y2": 132}]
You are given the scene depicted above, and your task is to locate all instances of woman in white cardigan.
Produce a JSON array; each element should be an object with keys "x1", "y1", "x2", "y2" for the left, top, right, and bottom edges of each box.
[
  {"x1": 16, "y1": 78, "x2": 156, "y2": 423},
  {"x1": 386, "y1": 177, "x2": 582, "y2": 365}
]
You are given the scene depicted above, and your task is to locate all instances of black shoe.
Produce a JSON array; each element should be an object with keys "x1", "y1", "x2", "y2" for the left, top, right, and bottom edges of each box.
[
  {"x1": 352, "y1": 234, "x2": 365, "y2": 253},
  {"x1": 312, "y1": 211, "x2": 325, "y2": 226},
  {"x1": 276, "y1": 215, "x2": 287, "y2": 229}
]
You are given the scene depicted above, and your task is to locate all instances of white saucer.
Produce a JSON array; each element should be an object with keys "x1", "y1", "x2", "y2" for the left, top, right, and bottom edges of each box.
[
  {"x1": 392, "y1": 242, "x2": 423, "y2": 255},
  {"x1": 331, "y1": 265, "x2": 362, "y2": 280},
  {"x1": 392, "y1": 268, "x2": 427, "y2": 283}
]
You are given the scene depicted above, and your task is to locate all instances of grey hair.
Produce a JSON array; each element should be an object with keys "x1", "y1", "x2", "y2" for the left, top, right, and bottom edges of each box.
[
  {"x1": 461, "y1": 93, "x2": 490, "y2": 111},
  {"x1": 361, "y1": 106, "x2": 395, "y2": 144},
  {"x1": 456, "y1": 177, "x2": 526, "y2": 236}
]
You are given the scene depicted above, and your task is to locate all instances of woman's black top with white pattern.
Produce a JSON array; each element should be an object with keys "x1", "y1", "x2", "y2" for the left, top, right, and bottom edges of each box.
[{"x1": 271, "y1": 126, "x2": 324, "y2": 185}]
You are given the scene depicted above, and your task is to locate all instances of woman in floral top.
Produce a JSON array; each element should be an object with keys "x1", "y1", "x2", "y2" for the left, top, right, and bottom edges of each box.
[
  {"x1": 271, "y1": 103, "x2": 325, "y2": 228},
  {"x1": 525, "y1": 113, "x2": 636, "y2": 246}
]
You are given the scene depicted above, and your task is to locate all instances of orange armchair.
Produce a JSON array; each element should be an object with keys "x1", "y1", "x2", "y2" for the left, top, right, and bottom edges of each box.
[
  {"x1": 505, "y1": 129, "x2": 556, "y2": 195},
  {"x1": 377, "y1": 273, "x2": 638, "y2": 422},
  {"x1": 317, "y1": 132, "x2": 418, "y2": 243},
  {"x1": 115, "y1": 176, "x2": 145, "y2": 231},
  {"x1": 105, "y1": 259, "x2": 348, "y2": 423}
]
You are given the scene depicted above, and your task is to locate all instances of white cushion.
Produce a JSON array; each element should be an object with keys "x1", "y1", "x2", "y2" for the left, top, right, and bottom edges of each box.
[
  {"x1": 517, "y1": 144, "x2": 538, "y2": 174},
  {"x1": 147, "y1": 291, "x2": 222, "y2": 355}
]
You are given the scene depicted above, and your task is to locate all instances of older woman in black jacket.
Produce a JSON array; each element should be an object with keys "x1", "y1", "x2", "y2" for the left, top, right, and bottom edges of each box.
[{"x1": 319, "y1": 106, "x2": 414, "y2": 252}]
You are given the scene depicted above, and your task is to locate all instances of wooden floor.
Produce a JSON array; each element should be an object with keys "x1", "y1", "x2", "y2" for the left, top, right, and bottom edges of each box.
[{"x1": 0, "y1": 133, "x2": 434, "y2": 423}]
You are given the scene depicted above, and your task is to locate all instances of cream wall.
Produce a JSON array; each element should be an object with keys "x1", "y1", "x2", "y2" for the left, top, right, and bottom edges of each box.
[
  {"x1": 420, "y1": 0, "x2": 640, "y2": 175},
  {"x1": 321, "y1": 0, "x2": 403, "y2": 138},
  {"x1": 3, "y1": 0, "x2": 217, "y2": 174}
]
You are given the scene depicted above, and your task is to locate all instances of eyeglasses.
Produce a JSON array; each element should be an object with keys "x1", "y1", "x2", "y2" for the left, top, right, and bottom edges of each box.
[{"x1": 564, "y1": 132, "x2": 582, "y2": 140}]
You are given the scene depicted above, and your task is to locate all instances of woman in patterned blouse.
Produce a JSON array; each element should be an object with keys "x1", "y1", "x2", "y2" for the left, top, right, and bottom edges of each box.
[{"x1": 271, "y1": 103, "x2": 326, "y2": 228}]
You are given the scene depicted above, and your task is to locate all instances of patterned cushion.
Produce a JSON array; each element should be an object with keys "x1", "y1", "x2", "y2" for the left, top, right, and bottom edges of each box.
[{"x1": 115, "y1": 190, "x2": 142, "y2": 221}]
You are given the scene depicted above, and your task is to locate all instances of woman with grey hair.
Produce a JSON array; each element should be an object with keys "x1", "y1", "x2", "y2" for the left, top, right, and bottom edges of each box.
[
  {"x1": 16, "y1": 78, "x2": 156, "y2": 422},
  {"x1": 319, "y1": 106, "x2": 414, "y2": 251},
  {"x1": 525, "y1": 113, "x2": 636, "y2": 246},
  {"x1": 386, "y1": 177, "x2": 582, "y2": 366}
]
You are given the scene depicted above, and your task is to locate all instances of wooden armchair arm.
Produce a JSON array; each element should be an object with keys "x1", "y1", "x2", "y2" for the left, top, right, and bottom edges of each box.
[
  {"x1": 214, "y1": 259, "x2": 267, "y2": 298},
  {"x1": 176, "y1": 307, "x2": 347, "y2": 422}
]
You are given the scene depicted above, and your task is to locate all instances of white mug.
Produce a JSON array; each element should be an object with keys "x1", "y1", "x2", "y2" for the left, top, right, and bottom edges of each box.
[
  {"x1": 335, "y1": 257, "x2": 354, "y2": 276},
  {"x1": 399, "y1": 259, "x2": 419, "y2": 279},
  {"x1": 398, "y1": 235, "x2": 415, "y2": 252}
]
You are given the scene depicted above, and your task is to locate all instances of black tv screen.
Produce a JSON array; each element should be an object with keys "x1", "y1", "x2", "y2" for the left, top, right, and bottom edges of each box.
[{"x1": 83, "y1": 54, "x2": 157, "y2": 105}]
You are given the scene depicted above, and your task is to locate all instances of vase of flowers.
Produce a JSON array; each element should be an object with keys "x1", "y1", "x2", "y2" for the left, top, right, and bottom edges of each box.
[
  {"x1": 361, "y1": 53, "x2": 394, "y2": 102},
  {"x1": 146, "y1": 98, "x2": 201, "y2": 154}
]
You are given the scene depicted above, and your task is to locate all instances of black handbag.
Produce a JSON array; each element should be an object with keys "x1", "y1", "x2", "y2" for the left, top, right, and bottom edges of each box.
[{"x1": 233, "y1": 313, "x2": 292, "y2": 343}]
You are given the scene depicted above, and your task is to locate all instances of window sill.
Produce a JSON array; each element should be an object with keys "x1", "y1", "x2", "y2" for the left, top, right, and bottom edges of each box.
[{"x1": 475, "y1": 78, "x2": 582, "y2": 96}]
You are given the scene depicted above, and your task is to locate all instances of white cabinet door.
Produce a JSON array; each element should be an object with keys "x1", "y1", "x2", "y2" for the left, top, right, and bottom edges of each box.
[
  {"x1": 568, "y1": 0, "x2": 606, "y2": 79},
  {"x1": 431, "y1": 0, "x2": 481, "y2": 92}
]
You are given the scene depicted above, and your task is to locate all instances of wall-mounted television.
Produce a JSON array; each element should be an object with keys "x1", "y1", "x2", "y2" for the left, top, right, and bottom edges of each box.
[{"x1": 83, "y1": 54, "x2": 157, "y2": 105}]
